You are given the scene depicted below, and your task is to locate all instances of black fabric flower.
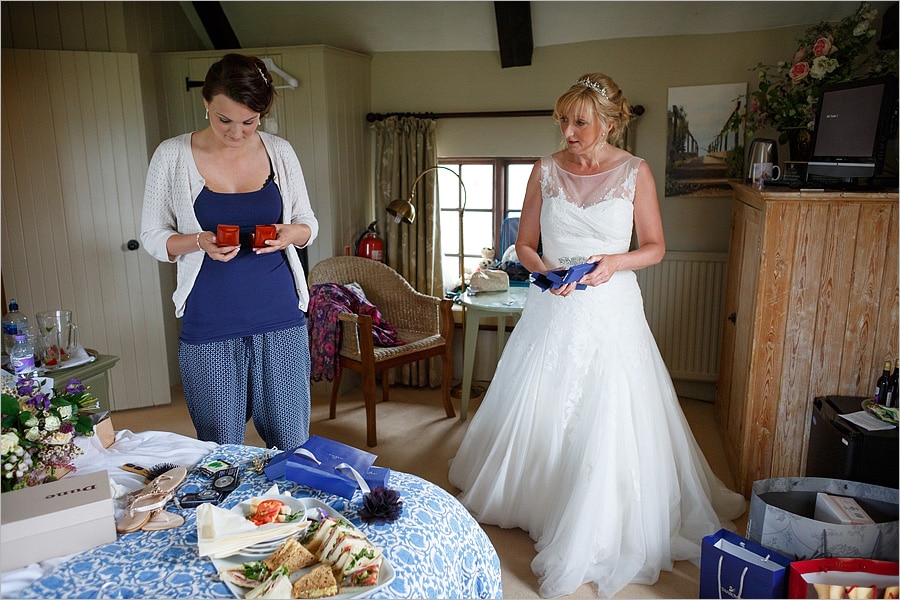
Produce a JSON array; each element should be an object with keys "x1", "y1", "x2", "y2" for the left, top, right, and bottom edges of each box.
[{"x1": 359, "y1": 486, "x2": 403, "y2": 525}]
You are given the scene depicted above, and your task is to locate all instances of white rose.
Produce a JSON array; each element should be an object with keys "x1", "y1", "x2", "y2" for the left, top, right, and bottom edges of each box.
[
  {"x1": 57, "y1": 405, "x2": 73, "y2": 419},
  {"x1": 24, "y1": 416, "x2": 38, "y2": 428},
  {"x1": 810, "y1": 56, "x2": 839, "y2": 79},
  {"x1": 49, "y1": 431, "x2": 73, "y2": 445},
  {"x1": 43, "y1": 415, "x2": 61, "y2": 432},
  {"x1": 25, "y1": 426, "x2": 41, "y2": 442},
  {"x1": 0, "y1": 432, "x2": 20, "y2": 455}
]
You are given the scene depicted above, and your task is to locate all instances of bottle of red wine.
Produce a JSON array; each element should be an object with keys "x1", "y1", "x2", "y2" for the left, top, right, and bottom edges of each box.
[
  {"x1": 886, "y1": 359, "x2": 899, "y2": 409},
  {"x1": 874, "y1": 360, "x2": 892, "y2": 405}
]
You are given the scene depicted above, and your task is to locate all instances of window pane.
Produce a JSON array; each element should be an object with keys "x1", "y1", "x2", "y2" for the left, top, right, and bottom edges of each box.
[
  {"x1": 507, "y1": 163, "x2": 532, "y2": 212},
  {"x1": 463, "y1": 211, "x2": 493, "y2": 257},
  {"x1": 460, "y1": 164, "x2": 494, "y2": 210},
  {"x1": 439, "y1": 210, "x2": 459, "y2": 253},
  {"x1": 437, "y1": 167, "x2": 462, "y2": 210}
]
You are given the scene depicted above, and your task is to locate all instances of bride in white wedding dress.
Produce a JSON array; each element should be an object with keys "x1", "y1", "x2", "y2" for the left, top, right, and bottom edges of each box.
[{"x1": 448, "y1": 73, "x2": 746, "y2": 599}]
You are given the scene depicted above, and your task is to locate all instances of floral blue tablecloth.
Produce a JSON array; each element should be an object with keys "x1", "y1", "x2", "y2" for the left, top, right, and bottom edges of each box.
[{"x1": 16, "y1": 444, "x2": 502, "y2": 599}]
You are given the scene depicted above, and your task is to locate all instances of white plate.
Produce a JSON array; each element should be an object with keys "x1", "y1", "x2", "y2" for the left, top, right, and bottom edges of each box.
[
  {"x1": 228, "y1": 494, "x2": 309, "y2": 556},
  {"x1": 214, "y1": 498, "x2": 396, "y2": 599}
]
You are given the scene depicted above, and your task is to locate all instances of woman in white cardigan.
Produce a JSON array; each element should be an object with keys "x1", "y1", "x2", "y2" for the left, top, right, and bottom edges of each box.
[{"x1": 141, "y1": 53, "x2": 318, "y2": 450}]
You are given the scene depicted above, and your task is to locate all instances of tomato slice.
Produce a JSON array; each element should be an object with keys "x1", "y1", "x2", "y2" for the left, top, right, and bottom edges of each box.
[{"x1": 249, "y1": 499, "x2": 285, "y2": 525}]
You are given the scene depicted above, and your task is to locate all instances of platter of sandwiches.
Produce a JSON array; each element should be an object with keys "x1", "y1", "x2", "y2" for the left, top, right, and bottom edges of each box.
[{"x1": 214, "y1": 498, "x2": 395, "y2": 599}]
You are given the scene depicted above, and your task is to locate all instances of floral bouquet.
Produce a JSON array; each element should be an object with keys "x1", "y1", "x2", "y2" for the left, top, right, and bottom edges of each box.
[
  {"x1": 1, "y1": 374, "x2": 100, "y2": 492},
  {"x1": 748, "y1": 2, "x2": 897, "y2": 140}
]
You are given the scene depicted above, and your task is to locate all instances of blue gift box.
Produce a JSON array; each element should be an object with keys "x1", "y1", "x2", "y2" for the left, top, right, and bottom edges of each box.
[
  {"x1": 531, "y1": 262, "x2": 595, "y2": 291},
  {"x1": 265, "y1": 436, "x2": 377, "y2": 499},
  {"x1": 364, "y1": 465, "x2": 391, "y2": 489}
]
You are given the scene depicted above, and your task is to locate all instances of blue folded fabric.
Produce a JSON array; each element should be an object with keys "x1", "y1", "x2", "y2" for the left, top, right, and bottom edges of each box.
[{"x1": 530, "y1": 262, "x2": 596, "y2": 291}]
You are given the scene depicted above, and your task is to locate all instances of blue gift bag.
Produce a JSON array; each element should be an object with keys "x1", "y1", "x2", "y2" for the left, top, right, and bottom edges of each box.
[
  {"x1": 265, "y1": 436, "x2": 377, "y2": 499},
  {"x1": 700, "y1": 529, "x2": 793, "y2": 599}
]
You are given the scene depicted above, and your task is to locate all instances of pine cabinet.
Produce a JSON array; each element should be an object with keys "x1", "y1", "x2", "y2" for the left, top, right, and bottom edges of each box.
[{"x1": 716, "y1": 184, "x2": 898, "y2": 497}]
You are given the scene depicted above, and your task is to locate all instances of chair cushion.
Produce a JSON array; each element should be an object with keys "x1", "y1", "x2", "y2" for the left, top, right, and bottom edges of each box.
[{"x1": 339, "y1": 330, "x2": 444, "y2": 362}]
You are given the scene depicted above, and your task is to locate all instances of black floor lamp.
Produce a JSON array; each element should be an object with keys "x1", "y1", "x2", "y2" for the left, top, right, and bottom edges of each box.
[{"x1": 386, "y1": 165, "x2": 468, "y2": 293}]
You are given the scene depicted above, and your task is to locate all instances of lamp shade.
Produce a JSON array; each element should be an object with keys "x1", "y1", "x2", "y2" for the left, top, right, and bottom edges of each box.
[{"x1": 386, "y1": 198, "x2": 416, "y2": 224}]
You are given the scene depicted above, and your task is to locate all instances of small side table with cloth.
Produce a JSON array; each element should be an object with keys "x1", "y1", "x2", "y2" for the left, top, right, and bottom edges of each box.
[{"x1": 0, "y1": 430, "x2": 502, "y2": 599}]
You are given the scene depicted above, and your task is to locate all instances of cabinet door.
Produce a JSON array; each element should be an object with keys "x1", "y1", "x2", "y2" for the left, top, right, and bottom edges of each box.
[{"x1": 717, "y1": 199, "x2": 762, "y2": 478}]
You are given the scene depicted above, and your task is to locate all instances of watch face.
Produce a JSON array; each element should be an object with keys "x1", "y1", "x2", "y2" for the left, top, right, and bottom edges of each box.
[
  {"x1": 214, "y1": 475, "x2": 235, "y2": 489},
  {"x1": 197, "y1": 489, "x2": 220, "y2": 500}
]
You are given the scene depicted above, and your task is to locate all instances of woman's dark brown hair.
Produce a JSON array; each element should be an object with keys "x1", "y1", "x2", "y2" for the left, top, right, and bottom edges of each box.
[{"x1": 202, "y1": 53, "x2": 276, "y2": 117}]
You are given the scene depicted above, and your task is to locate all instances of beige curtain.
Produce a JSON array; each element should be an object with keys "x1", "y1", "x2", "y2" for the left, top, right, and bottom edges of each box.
[{"x1": 372, "y1": 116, "x2": 444, "y2": 387}]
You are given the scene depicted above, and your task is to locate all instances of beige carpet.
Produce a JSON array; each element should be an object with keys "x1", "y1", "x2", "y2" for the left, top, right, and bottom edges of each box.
[{"x1": 111, "y1": 379, "x2": 748, "y2": 599}]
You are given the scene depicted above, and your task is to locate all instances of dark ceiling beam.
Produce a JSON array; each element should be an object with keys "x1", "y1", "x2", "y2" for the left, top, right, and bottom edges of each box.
[
  {"x1": 494, "y1": 1, "x2": 533, "y2": 68},
  {"x1": 192, "y1": 1, "x2": 241, "y2": 50}
]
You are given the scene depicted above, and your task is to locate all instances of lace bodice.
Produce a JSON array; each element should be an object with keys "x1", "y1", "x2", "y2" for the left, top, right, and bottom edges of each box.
[{"x1": 539, "y1": 155, "x2": 641, "y2": 267}]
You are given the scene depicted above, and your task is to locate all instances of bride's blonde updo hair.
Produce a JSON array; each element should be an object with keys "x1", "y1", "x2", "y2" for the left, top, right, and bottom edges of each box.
[{"x1": 553, "y1": 73, "x2": 632, "y2": 145}]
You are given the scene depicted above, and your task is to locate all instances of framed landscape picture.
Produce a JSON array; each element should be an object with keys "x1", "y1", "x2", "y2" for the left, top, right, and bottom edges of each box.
[{"x1": 665, "y1": 83, "x2": 747, "y2": 197}]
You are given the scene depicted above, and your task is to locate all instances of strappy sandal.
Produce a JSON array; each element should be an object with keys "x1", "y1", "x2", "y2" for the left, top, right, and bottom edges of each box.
[
  {"x1": 142, "y1": 509, "x2": 184, "y2": 531},
  {"x1": 117, "y1": 490, "x2": 175, "y2": 533},
  {"x1": 117, "y1": 466, "x2": 187, "y2": 534}
]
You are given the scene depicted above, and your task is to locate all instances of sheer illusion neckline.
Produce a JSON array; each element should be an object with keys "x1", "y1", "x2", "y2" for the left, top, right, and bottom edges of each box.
[{"x1": 551, "y1": 155, "x2": 631, "y2": 177}]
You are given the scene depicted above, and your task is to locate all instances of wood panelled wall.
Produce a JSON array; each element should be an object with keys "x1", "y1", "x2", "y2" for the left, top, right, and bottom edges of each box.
[
  {"x1": 1, "y1": 49, "x2": 170, "y2": 410},
  {"x1": 1, "y1": 1, "x2": 204, "y2": 54}
]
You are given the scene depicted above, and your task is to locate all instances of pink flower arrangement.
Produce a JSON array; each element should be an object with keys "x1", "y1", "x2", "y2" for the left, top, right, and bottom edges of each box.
[{"x1": 748, "y1": 2, "x2": 897, "y2": 139}]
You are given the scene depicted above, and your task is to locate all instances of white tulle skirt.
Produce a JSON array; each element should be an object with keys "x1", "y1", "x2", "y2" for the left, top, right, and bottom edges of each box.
[{"x1": 448, "y1": 273, "x2": 746, "y2": 598}]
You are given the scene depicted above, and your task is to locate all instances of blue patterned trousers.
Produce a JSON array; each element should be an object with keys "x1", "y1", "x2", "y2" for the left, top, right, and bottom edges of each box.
[{"x1": 178, "y1": 325, "x2": 311, "y2": 450}]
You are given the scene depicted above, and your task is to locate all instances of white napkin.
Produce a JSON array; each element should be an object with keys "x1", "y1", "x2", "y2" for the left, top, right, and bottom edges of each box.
[{"x1": 197, "y1": 485, "x2": 308, "y2": 559}]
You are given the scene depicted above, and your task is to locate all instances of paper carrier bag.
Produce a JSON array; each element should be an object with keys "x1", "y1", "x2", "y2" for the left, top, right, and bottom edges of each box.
[
  {"x1": 787, "y1": 558, "x2": 899, "y2": 599},
  {"x1": 700, "y1": 528, "x2": 793, "y2": 599}
]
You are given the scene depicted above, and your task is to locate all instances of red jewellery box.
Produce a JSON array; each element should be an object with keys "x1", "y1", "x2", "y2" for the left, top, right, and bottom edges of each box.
[
  {"x1": 252, "y1": 225, "x2": 277, "y2": 248},
  {"x1": 216, "y1": 224, "x2": 240, "y2": 247}
]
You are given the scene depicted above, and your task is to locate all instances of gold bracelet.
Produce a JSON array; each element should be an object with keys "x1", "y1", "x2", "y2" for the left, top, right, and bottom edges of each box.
[{"x1": 196, "y1": 232, "x2": 203, "y2": 251}]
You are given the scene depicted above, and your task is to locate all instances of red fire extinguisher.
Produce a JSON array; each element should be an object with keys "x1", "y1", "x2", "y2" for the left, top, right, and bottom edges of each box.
[{"x1": 355, "y1": 221, "x2": 384, "y2": 262}]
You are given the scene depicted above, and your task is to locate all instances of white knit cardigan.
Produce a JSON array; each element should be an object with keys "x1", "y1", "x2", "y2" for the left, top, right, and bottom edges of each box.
[{"x1": 140, "y1": 131, "x2": 319, "y2": 317}]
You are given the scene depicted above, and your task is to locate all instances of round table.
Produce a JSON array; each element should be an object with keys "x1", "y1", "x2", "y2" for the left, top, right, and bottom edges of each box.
[{"x1": 459, "y1": 286, "x2": 528, "y2": 420}]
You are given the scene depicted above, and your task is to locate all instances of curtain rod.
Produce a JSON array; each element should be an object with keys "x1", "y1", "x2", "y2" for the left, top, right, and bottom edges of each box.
[
  {"x1": 365, "y1": 110, "x2": 552, "y2": 122},
  {"x1": 365, "y1": 105, "x2": 644, "y2": 122}
]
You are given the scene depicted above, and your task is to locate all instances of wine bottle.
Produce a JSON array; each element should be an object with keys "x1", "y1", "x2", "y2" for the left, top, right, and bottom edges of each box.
[
  {"x1": 873, "y1": 360, "x2": 892, "y2": 405},
  {"x1": 886, "y1": 359, "x2": 899, "y2": 409}
]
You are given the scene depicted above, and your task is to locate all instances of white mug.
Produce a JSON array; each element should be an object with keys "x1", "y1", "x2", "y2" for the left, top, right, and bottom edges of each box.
[{"x1": 751, "y1": 162, "x2": 781, "y2": 189}]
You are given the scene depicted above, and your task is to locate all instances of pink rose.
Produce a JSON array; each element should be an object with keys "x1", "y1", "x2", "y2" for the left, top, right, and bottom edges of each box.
[
  {"x1": 793, "y1": 47, "x2": 808, "y2": 63},
  {"x1": 812, "y1": 36, "x2": 834, "y2": 57},
  {"x1": 789, "y1": 62, "x2": 810, "y2": 82}
]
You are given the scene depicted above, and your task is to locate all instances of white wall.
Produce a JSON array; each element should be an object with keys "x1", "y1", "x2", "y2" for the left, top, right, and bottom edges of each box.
[{"x1": 369, "y1": 26, "x2": 826, "y2": 254}]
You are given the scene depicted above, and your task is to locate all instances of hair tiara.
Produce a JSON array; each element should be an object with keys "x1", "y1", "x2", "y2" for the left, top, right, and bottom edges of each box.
[
  {"x1": 257, "y1": 65, "x2": 269, "y2": 86},
  {"x1": 576, "y1": 78, "x2": 607, "y2": 98}
]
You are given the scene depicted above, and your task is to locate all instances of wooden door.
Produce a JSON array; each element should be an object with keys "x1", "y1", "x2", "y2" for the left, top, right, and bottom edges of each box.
[
  {"x1": 716, "y1": 198, "x2": 762, "y2": 482},
  {"x1": 1, "y1": 49, "x2": 169, "y2": 410}
]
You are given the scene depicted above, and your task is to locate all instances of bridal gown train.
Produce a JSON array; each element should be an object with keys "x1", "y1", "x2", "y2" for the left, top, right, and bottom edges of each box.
[{"x1": 448, "y1": 155, "x2": 746, "y2": 599}]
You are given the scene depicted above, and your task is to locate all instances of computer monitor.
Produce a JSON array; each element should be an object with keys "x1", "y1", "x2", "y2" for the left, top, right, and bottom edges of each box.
[{"x1": 806, "y1": 76, "x2": 898, "y2": 186}]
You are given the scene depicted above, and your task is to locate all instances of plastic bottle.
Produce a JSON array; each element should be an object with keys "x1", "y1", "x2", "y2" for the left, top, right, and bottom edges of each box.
[
  {"x1": 2, "y1": 299, "x2": 28, "y2": 356},
  {"x1": 9, "y1": 334, "x2": 35, "y2": 375},
  {"x1": 873, "y1": 360, "x2": 892, "y2": 405}
]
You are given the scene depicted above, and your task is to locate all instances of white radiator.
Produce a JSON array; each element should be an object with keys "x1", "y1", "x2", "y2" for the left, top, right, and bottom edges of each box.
[{"x1": 635, "y1": 252, "x2": 728, "y2": 382}]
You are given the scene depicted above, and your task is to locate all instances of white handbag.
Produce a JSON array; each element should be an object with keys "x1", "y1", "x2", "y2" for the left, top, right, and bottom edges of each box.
[{"x1": 467, "y1": 269, "x2": 509, "y2": 293}]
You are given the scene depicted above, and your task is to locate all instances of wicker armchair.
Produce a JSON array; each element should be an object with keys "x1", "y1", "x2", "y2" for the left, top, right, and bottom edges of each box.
[{"x1": 308, "y1": 256, "x2": 455, "y2": 446}]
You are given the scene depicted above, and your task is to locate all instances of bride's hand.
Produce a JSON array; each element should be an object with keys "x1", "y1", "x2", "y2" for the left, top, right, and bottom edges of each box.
[{"x1": 582, "y1": 255, "x2": 617, "y2": 286}]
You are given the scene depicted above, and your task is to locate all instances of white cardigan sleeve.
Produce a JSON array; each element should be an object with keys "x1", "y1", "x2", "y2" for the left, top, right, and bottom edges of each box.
[{"x1": 140, "y1": 135, "x2": 201, "y2": 263}]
